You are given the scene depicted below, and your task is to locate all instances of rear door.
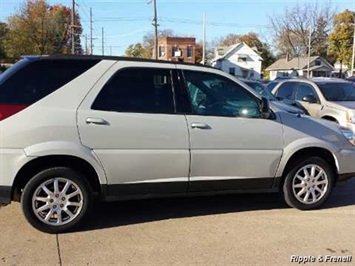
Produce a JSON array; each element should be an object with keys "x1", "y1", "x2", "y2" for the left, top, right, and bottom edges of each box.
[{"x1": 77, "y1": 61, "x2": 190, "y2": 196}]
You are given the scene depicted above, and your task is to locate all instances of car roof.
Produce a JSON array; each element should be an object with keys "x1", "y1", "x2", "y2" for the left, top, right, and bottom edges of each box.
[
  {"x1": 22, "y1": 54, "x2": 215, "y2": 70},
  {"x1": 311, "y1": 77, "x2": 351, "y2": 84}
]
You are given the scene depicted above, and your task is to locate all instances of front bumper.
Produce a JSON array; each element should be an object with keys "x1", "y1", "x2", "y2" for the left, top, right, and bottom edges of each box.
[{"x1": 0, "y1": 186, "x2": 11, "y2": 205}]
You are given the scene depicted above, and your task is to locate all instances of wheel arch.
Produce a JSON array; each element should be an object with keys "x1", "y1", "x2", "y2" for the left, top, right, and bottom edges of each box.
[
  {"x1": 321, "y1": 115, "x2": 338, "y2": 123},
  {"x1": 277, "y1": 147, "x2": 338, "y2": 188},
  {"x1": 12, "y1": 155, "x2": 104, "y2": 202}
]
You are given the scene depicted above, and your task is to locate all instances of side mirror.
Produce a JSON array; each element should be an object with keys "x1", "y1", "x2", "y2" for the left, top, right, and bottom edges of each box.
[
  {"x1": 260, "y1": 97, "x2": 271, "y2": 118},
  {"x1": 302, "y1": 94, "x2": 317, "y2": 103}
]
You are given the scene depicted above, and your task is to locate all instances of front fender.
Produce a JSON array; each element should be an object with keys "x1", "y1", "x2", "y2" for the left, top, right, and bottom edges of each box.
[{"x1": 275, "y1": 137, "x2": 339, "y2": 177}]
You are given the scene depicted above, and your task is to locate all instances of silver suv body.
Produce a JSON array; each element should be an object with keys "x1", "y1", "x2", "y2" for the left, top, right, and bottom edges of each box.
[
  {"x1": 271, "y1": 78, "x2": 355, "y2": 133},
  {"x1": 0, "y1": 56, "x2": 354, "y2": 233}
]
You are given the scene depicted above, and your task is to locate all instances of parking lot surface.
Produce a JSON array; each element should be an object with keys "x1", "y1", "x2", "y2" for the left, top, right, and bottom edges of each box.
[{"x1": 0, "y1": 179, "x2": 354, "y2": 265}]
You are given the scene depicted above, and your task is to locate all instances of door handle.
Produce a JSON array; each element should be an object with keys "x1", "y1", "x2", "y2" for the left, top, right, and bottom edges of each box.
[
  {"x1": 191, "y1": 122, "x2": 211, "y2": 129},
  {"x1": 86, "y1": 118, "x2": 109, "y2": 125}
]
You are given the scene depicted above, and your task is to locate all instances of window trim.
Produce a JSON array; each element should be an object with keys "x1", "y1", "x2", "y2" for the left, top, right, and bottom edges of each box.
[{"x1": 90, "y1": 66, "x2": 180, "y2": 115}]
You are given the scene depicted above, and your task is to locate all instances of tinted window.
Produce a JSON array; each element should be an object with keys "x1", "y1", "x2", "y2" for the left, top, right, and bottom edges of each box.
[
  {"x1": 266, "y1": 81, "x2": 278, "y2": 93},
  {"x1": 92, "y1": 68, "x2": 175, "y2": 114},
  {"x1": 274, "y1": 82, "x2": 297, "y2": 99},
  {"x1": 0, "y1": 59, "x2": 99, "y2": 105},
  {"x1": 183, "y1": 70, "x2": 260, "y2": 118},
  {"x1": 296, "y1": 83, "x2": 317, "y2": 101},
  {"x1": 316, "y1": 82, "x2": 355, "y2": 101},
  {"x1": 244, "y1": 81, "x2": 276, "y2": 100}
]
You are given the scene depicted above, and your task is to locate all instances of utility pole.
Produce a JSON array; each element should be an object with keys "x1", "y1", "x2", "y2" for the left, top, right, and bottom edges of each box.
[
  {"x1": 152, "y1": 0, "x2": 158, "y2": 60},
  {"x1": 202, "y1": 13, "x2": 206, "y2": 65},
  {"x1": 351, "y1": 26, "x2": 355, "y2": 76},
  {"x1": 85, "y1": 34, "x2": 88, "y2": 55},
  {"x1": 307, "y1": 26, "x2": 312, "y2": 78},
  {"x1": 71, "y1": 0, "x2": 75, "y2": 54},
  {"x1": 101, "y1": 27, "x2": 104, "y2": 56},
  {"x1": 90, "y1": 7, "x2": 93, "y2": 55}
]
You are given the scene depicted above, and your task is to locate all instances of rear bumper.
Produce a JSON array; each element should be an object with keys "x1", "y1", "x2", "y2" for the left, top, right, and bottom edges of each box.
[{"x1": 0, "y1": 186, "x2": 11, "y2": 204}]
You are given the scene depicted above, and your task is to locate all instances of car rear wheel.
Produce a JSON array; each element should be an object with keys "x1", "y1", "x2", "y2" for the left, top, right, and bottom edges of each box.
[
  {"x1": 283, "y1": 157, "x2": 334, "y2": 210},
  {"x1": 21, "y1": 167, "x2": 92, "y2": 233}
]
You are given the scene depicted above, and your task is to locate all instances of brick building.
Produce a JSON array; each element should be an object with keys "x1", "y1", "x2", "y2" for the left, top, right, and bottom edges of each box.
[{"x1": 157, "y1": 37, "x2": 196, "y2": 63}]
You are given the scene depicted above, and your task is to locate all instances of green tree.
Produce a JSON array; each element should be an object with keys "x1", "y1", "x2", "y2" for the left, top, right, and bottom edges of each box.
[
  {"x1": 328, "y1": 9, "x2": 355, "y2": 68},
  {"x1": 125, "y1": 43, "x2": 146, "y2": 58},
  {"x1": 4, "y1": 0, "x2": 83, "y2": 59},
  {"x1": 0, "y1": 22, "x2": 8, "y2": 59}
]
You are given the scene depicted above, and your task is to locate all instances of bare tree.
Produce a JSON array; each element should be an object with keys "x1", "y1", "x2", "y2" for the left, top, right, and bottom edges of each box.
[{"x1": 269, "y1": 2, "x2": 335, "y2": 58}]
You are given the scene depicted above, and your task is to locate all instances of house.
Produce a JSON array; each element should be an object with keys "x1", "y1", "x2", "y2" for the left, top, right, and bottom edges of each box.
[
  {"x1": 332, "y1": 61, "x2": 349, "y2": 78},
  {"x1": 211, "y1": 42, "x2": 263, "y2": 80},
  {"x1": 266, "y1": 56, "x2": 334, "y2": 80},
  {"x1": 157, "y1": 37, "x2": 196, "y2": 63}
]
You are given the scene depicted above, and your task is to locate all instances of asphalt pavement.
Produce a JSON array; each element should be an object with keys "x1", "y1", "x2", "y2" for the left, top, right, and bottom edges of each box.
[{"x1": 0, "y1": 179, "x2": 354, "y2": 265}]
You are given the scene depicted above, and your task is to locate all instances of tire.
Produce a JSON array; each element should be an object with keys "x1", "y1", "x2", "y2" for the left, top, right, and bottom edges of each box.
[
  {"x1": 21, "y1": 167, "x2": 92, "y2": 233},
  {"x1": 282, "y1": 157, "x2": 334, "y2": 210}
]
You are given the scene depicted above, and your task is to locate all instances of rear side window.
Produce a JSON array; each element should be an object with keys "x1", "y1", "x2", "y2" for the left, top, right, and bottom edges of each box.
[
  {"x1": 274, "y1": 82, "x2": 297, "y2": 99},
  {"x1": 0, "y1": 59, "x2": 99, "y2": 105},
  {"x1": 92, "y1": 68, "x2": 175, "y2": 114}
]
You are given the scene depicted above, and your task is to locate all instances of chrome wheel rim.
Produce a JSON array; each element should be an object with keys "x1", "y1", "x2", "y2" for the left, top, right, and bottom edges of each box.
[
  {"x1": 32, "y1": 178, "x2": 84, "y2": 226},
  {"x1": 292, "y1": 164, "x2": 328, "y2": 205}
]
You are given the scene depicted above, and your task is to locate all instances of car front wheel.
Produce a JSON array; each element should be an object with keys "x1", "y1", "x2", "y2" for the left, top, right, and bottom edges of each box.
[
  {"x1": 283, "y1": 157, "x2": 334, "y2": 210},
  {"x1": 21, "y1": 167, "x2": 92, "y2": 233}
]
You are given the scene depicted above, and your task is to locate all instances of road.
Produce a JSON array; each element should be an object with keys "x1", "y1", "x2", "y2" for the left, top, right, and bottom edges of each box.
[{"x1": 0, "y1": 179, "x2": 354, "y2": 265}]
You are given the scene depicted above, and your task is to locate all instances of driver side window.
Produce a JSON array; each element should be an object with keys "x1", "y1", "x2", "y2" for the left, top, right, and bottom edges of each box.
[{"x1": 183, "y1": 70, "x2": 260, "y2": 118}]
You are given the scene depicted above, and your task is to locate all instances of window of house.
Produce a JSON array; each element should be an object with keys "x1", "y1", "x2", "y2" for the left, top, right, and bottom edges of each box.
[
  {"x1": 237, "y1": 55, "x2": 247, "y2": 63},
  {"x1": 229, "y1": 68, "x2": 235, "y2": 75},
  {"x1": 315, "y1": 60, "x2": 321, "y2": 66},
  {"x1": 172, "y1": 46, "x2": 178, "y2": 57},
  {"x1": 187, "y1": 46, "x2": 193, "y2": 58},
  {"x1": 159, "y1": 46, "x2": 166, "y2": 57},
  {"x1": 92, "y1": 68, "x2": 175, "y2": 114}
]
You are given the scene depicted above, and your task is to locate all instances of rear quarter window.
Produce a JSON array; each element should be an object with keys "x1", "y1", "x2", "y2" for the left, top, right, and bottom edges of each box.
[{"x1": 0, "y1": 59, "x2": 100, "y2": 105}]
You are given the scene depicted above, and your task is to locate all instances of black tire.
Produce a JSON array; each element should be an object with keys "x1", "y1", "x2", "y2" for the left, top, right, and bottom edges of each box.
[
  {"x1": 282, "y1": 157, "x2": 334, "y2": 210},
  {"x1": 21, "y1": 167, "x2": 93, "y2": 233}
]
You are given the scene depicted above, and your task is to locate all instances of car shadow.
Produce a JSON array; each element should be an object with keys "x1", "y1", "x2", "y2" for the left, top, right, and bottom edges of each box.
[{"x1": 76, "y1": 180, "x2": 355, "y2": 232}]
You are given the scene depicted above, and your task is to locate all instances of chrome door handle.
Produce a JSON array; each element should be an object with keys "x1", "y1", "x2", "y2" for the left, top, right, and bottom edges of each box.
[
  {"x1": 86, "y1": 118, "x2": 109, "y2": 125},
  {"x1": 191, "y1": 122, "x2": 211, "y2": 129}
]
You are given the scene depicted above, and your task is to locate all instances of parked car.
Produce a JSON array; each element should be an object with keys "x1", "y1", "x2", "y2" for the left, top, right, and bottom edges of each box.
[
  {"x1": 266, "y1": 76, "x2": 308, "y2": 93},
  {"x1": 1, "y1": 56, "x2": 354, "y2": 233},
  {"x1": 240, "y1": 79, "x2": 305, "y2": 114},
  {"x1": 271, "y1": 77, "x2": 355, "y2": 134}
]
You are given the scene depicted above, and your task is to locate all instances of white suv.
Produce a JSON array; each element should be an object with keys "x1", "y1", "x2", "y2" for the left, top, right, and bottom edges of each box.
[{"x1": 0, "y1": 56, "x2": 354, "y2": 233}]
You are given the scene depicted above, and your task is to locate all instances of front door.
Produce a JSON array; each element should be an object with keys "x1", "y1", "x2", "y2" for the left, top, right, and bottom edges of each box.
[
  {"x1": 180, "y1": 69, "x2": 284, "y2": 191},
  {"x1": 295, "y1": 82, "x2": 322, "y2": 117},
  {"x1": 77, "y1": 63, "x2": 190, "y2": 196}
]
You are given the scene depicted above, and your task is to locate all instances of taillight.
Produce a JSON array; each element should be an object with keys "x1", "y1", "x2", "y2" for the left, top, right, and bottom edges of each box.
[{"x1": 0, "y1": 104, "x2": 28, "y2": 121}]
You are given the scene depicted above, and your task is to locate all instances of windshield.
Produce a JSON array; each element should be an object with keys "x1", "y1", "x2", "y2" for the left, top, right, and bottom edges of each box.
[
  {"x1": 244, "y1": 81, "x2": 276, "y2": 100},
  {"x1": 316, "y1": 82, "x2": 355, "y2": 101}
]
